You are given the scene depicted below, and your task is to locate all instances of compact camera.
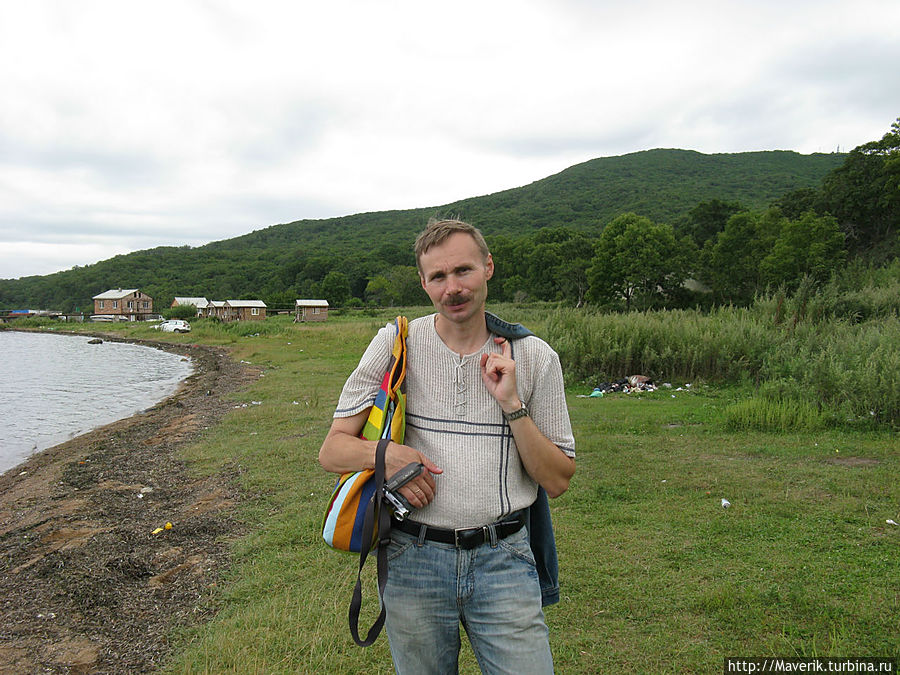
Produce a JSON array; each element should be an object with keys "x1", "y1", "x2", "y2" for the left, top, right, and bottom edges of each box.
[{"x1": 383, "y1": 461, "x2": 424, "y2": 520}]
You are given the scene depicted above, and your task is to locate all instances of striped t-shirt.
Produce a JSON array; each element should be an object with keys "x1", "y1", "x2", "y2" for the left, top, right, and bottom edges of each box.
[{"x1": 334, "y1": 314, "x2": 576, "y2": 530}]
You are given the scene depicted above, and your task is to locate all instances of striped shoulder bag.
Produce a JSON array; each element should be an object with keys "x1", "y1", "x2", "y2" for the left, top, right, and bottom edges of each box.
[{"x1": 321, "y1": 316, "x2": 408, "y2": 646}]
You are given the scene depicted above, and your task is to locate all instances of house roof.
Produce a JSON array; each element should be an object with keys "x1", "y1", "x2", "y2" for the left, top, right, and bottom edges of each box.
[
  {"x1": 209, "y1": 301, "x2": 227, "y2": 308},
  {"x1": 93, "y1": 288, "x2": 140, "y2": 300},
  {"x1": 173, "y1": 296, "x2": 210, "y2": 308},
  {"x1": 295, "y1": 299, "x2": 329, "y2": 307},
  {"x1": 225, "y1": 300, "x2": 267, "y2": 308}
]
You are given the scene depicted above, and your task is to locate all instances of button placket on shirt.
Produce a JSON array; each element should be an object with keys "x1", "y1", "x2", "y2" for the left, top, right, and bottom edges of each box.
[{"x1": 454, "y1": 357, "x2": 468, "y2": 417}]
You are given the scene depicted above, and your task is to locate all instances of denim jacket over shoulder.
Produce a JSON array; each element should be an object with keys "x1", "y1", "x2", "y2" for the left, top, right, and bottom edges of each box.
[{"x1": 486, "y1": 312, "x2": 560, "y2": 607}]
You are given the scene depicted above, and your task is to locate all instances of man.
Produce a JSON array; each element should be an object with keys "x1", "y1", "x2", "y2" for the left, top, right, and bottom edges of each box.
[{"x1": 319, "y1": 219, "x2": 576, "y2": 674}]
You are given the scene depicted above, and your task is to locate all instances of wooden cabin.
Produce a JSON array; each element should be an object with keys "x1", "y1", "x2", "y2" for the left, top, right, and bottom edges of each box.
[{"x1": 295, "y1": 299, "x2": 329, "y2": 322}]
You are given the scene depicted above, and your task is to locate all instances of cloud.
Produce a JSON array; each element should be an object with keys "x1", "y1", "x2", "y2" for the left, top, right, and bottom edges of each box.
[{"x1": 1, "y1": 0, "x2": 899, "y2": 279}]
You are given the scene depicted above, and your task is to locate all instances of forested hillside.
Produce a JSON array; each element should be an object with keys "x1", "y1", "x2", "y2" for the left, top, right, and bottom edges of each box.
[{"x1": 0, "y1": 148, "x2": 847, "y2": 312}]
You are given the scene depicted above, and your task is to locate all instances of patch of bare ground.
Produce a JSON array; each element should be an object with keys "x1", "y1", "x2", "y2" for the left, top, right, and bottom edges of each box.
[
  {"x1": 824, "y1": 456, "x2": 881, "y2": 467},
  {"x1": 0, "y1": 338, "x2": 257, "y2": 674}
]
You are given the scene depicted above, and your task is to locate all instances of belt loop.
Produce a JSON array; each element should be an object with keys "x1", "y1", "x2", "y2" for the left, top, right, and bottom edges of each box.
[
  {"x1": 487, "y1": 524, "x2": 498, "y2": 547},
  {"x1": 416, "y1": 524, "x2": 427, "y2": 547}
]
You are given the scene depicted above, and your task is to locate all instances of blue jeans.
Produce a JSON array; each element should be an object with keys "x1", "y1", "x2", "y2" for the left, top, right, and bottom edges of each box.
[{"x1": 383, "y1": 526, "x2": 554, "y2": 674}]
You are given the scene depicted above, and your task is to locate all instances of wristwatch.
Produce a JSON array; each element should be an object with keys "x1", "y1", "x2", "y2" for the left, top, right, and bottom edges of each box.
[{"x1": 503, "y1": 403, "x2": 529, "y2": 422}]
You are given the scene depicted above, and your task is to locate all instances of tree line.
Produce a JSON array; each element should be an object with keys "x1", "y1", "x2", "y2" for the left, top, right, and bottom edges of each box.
[
  {"x1": 2, "y1": 127, "x2": 895, "y2": 313},
  {"x1": 320, "y1": 118, "x2": 899, "y2": 311}
]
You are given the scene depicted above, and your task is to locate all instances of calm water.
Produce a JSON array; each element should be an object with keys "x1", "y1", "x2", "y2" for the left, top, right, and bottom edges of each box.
[{"x1": 0, "y1": 331, "x2": 194, "y2": 475}]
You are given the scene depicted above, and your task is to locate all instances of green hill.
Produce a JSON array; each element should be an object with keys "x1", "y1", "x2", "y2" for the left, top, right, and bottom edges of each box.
[{"x1": 0, "y1": 149, "x2": 846, "y2": 311}]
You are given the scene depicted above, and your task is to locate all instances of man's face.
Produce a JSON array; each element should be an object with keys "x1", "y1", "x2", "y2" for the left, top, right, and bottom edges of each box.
[{"x1": 418, "y1": 232, "x2": 494, "y2": 325}]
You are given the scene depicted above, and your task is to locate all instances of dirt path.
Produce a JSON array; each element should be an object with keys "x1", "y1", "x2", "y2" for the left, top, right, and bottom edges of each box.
[{"x1": 0, "y1": 337, "x2": 257, "y2": 674}]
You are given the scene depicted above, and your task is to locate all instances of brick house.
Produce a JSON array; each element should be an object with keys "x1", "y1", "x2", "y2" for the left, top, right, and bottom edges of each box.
[
  {"x1": 224, "y1": 300, "x2": 267, "y2": 321},
  {"x1": 295, "y1": 299, "x2": 329, "y2": 322},
  {"x1": 92, "y1": 289, "x2": 153, "y2": 321}
]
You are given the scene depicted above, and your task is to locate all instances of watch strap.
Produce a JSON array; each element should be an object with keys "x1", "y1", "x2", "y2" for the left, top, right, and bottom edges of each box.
[{"x1": 503, "y1": 404, "x2": 529, "y2": 422}]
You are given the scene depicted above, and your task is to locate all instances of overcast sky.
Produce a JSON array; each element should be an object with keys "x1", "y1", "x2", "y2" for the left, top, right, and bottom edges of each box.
[{"x1": 2, "y1": 0, "x2": 898, "y2": 280}]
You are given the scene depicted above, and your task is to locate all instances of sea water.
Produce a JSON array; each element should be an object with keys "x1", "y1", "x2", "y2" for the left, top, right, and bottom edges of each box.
[{"x1": 0, "y1": 331, "x2": 194, "y2": 475}]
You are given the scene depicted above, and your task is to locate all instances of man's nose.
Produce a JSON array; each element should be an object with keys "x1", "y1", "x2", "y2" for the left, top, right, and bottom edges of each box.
[{"x1": 445, "y1": 274, "x2": 461, "y2": 294}]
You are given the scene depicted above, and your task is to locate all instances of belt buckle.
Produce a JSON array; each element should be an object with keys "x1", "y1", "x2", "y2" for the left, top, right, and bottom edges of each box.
[{"x1": 454, "y1": 525, "x2": 488, "y2": 549}]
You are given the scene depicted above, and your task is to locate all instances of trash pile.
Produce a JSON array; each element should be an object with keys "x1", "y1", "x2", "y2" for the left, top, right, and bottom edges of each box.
[
  {"x1": 590, "y1": 375, "x2": 658, "y2": 396},
  {"x1": 580, "y1": 376, "x2": 696, "y2": 398}
]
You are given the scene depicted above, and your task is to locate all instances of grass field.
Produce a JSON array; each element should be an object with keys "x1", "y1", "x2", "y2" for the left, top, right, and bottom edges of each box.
[{"x1": 26, "y1": 311, "x2": 899, "y2": 673}]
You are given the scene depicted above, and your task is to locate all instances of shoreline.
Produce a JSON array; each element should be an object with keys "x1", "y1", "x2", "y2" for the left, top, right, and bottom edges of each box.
[
  {"x1": 0, "y1": 330, "x2": 196, "y2": 478},
  {"x1": 0, "y1": 335, "x2": 258, "y2": 673}
]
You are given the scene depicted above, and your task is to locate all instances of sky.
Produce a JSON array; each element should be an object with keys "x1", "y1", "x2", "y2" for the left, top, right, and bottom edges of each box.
[{"x1": 2, "y1": 0, "x2": 899, "y2": 280}]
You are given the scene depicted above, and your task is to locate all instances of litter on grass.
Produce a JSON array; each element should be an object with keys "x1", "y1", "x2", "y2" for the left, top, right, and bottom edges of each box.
[{"x1": 581, "y1": 375, "x2": 694, "y2": 397}]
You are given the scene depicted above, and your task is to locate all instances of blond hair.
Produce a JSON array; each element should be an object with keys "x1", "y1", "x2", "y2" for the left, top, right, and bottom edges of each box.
[{"x1": 414, "y1": 218, "x2": 490, "y2": 274}]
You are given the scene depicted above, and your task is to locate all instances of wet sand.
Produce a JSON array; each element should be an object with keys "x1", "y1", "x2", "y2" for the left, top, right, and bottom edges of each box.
[{"x1": 0, "y1": 336, "x2": 257, "y2": 674}]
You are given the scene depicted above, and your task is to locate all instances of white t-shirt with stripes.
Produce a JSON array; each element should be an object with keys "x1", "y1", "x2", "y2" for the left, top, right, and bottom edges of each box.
[{"x1": 334, "y1": 314, "x2": 576, "y2": 530}]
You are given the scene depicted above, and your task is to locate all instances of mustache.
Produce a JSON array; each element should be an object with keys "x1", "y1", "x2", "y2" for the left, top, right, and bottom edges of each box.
[{"x1": 444, "y1": 293, "x2": 470, "y2": 305}]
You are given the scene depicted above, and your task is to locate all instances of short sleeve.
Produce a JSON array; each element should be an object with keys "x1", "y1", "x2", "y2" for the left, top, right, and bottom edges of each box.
[
  {"x1": 333, "y1": 322, "x2": 395, "y2": 418},
  {"x1": 526, "y1": 344, "x2": 576, "y2": 458}
]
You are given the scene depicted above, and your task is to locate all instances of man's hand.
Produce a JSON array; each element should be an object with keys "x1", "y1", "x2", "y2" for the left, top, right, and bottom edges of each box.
[
  {"x1": 319, "y1": 410, "x2": 442, "y2": 509},
  {"x1": 479, "y1": 337, "x2": 521, "y2": 413},
  {"x1": 385, "y1": 441, "x2": 441, "y2": 509},
  {"x1": 479, "y1": 336, "x2": 576, "y2": 498}
]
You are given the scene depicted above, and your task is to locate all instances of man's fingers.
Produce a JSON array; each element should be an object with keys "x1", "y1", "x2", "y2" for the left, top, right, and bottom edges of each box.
[{"x1": 400, "y1": 479, "x2": 433, "y2": 507}]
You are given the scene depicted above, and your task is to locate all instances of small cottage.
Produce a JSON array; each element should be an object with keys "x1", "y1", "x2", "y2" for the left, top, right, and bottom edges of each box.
[
  {"x1": 224, "y1": 300, "x2": 267, "y2": 321},
  {"x1": 295, "y1": 299, "x2": 329, "y2": 322},
  {"x1": 92, "y1": 289, "x2": 154, "y2": 321}
]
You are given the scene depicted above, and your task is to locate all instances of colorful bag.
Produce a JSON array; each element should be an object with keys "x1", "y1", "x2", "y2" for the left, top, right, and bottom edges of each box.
[
  {"x1": 321, "y1": 316, "x2": 408, "y2": 646},
  {"x1": 322, "y1": 316, "x2": 407, "y2": 552}
]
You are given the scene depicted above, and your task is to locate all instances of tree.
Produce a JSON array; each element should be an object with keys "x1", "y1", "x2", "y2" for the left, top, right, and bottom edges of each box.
[
  {"x1": 301, "y1": 256, "x2": 333, "y2": 283},
  {"x1": 679, "y1": 199, "x2": 746, "y2": 248},
  {"x1": 587, "y1": 213, "x2": 688, "y2": 309},
  {"x1": 364, "y1": 267, "x2": 422, "y2": 306},
  {"x1": 759, "y1": 212, "x2": 845, "y2": 289},
  {"x1": 554, "y1": 234, "x2": 596, "y2": 307},
  {"x1": 320, "y1": 270, "x2": 351, "y2": 306},
  {"x1": 700, "y1": 211, "x2": 769, "y2": 304},
  {"x1": 485, "y1": 235, "x2": 522, "y2": 303},
  {"x1": 821, "y1": 116, "x2": 900, "y2": 257},
  {"x1": 774, "y1": 187, "x2": 824, "y2": 220},
  {"x1": 364, "y1": 276, "x2": 392, "y2": 306},
  {"x1": 385, "y1": 266, "x2": 424, "y2": 306},
  {"x1": 522, "y1": 241, "x2": 564, "y2": 301},
  {"x1": 529, "y1": 229, "x2": 596, "y2": 306}
]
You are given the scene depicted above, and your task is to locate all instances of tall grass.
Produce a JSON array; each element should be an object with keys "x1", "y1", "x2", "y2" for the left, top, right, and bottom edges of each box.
[
  {"x1": 724, "y1": 397, "x2": 826, "y2": 432},
  {"x1": 545, "y1": 270, "x2": 899, "y2": 430},
  {"x1": 546, "y1": 306, "x2": 775, "y2": 384}
]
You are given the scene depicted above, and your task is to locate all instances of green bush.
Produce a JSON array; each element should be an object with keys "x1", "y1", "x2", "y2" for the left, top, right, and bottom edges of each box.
[{"x1": 166, "y1": 304, "x2": 199, "y2": 320}]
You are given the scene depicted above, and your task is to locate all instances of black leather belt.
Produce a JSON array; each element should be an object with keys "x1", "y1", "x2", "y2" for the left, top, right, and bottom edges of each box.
[{"x1": 393, "y1": 510, "x2": 527, "y2": 550}]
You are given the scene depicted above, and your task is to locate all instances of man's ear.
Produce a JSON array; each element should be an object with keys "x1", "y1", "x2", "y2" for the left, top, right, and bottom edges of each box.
[
  {"x1": 420, "y1": 273, "x2": 427, "y2": 291},
  {"x1": 485, "y1": 254, "x2": 494, "y2": 280}
]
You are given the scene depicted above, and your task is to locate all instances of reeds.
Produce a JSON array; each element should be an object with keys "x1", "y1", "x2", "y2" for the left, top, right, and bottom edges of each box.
[{"x1": 545, "y1": 269, "x2": 899, "y2": 430}]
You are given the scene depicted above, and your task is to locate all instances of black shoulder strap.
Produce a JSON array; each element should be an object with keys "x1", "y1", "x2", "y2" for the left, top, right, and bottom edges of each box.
[{"x1": 348, "y1": 438, "x2": 392, "y2": 646}]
